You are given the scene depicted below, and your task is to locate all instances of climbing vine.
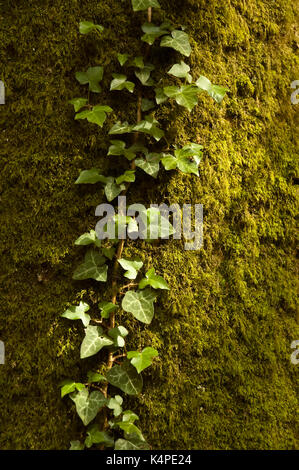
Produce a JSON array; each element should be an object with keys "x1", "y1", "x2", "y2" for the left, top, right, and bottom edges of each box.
[{"x1": 60, "y1": 0, "x2": 227, "y2": 451}]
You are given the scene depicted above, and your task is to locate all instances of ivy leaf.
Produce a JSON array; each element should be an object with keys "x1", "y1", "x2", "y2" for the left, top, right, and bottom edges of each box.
[
  {"x1": 79, "y1": 21, "x2": 104, "y2": 35},
  {"x1": 115, "y1": 170, "x2": 135, "y2": 185},
  {"x1": 70, "y1": 440, "x2": 85, "y2": 450},
  {"x1": 75, "y1": 66, "x2": 104, "y2": 93},
  {"x1": 168, "y1": 61, "x2": 192, "y2": 83},
  {"x1": 107, "y1": 395, "x2": 123, "y2": 417},
  {"x1": 114, "y1": 437, "x2": 150, "y2": 450},
  {"x1": 109, "y1": 121, "x2": 133, "y2": 135},
  {"x1": 122, "y1": 410, "x2": 139, "y2": 423},
  {"x1": 117, "y1": 53, "x2": 130, "y2": 66},
  {"x1": 135, "y1": 152, "x2": 160, "y2": 178},
  {"x1": 136, "y1": 207, "x2": 175, "y2": 240},
  {"x1": 118, "y1": 258, "x2": 143, "y2": 279},
  {"x1": 141, "y1": 98, "x2": 155, "y2": 111},
  {"x1": 195, "y1": 75, "x2": 228, "y2": 103},
  {"x1": 116, "y1": 421, "x2": 144, "y2": 440},
  {"x1": 87, "y1": 371, "x2": 106, "y2": 383},
  {"x1": 104, "y1": 177, "x2": 125, "y2": 202},
  {"x1": 71, "y1": 388, "x2": 107, "y2": 426},
  {"x1": 75, "y1": 229, "x2": 101, "y2": 247},
  {"x1": 108, "y1": 326, "x2": 129, "y2": 348},
  {"x1": 102, "y1": 246, "x2": 116, "y2": 260},
  {"x1": 163, "y1": 85, "x2": 199, "y2": 111},
  {"x1": 138, "y1": 267, "x2": 169, "y2": 290},
  {"x1": 85, "y1": 424, "x2": 114, "y2": 448},
  {"x1": 80, "y1": 325, "x2": 114, "y2": 359},
  {"x1": 127, "y1": 347, "x2": 159, "y2": 373},
  {"x1": 75, "y1": 168, "x2": 107, "y2": 184},
  {"x1": 161, "y1": 144, "x2": 202, "y2": 176},
  {"x1": 99, "y1": 301, "x2": 118, "y2": 319},
  {"x1": 60, "y1": 379, "x2": 85, "y2": 398},
  {"x1": 141, "y1": 22, "x2": 170, "y2": 45},
  {"x1": 108, "y1": 140, "x2": 146, "y2": 161},
  {"x1": 75, "y1": 105, "x2": 113, "y2": 127},
  {"x1": 131, "y1": 56, "x2": 144, "y2": 68},
  {"x1": 73, "y1": 249, "x2": 108, "y2": 282},
  {"x1": 160, "y1": 30, "x2": 191, "y2": 57},
  {"x1": 122, "y1": 288, "x2": 156, "y2": 324},
  {"x1": 69, "y1": 97, "x2": 88, "y2": 112},
  {"x1": 155, "y1": 87, "x2": 168, "y2": 104},
  {"x1": 135, "y1": 64, "x2": 155, "y2": 86},
  {"x1": 132, "y1": 115, "x2": 164, "y2": 141},
  {"x1": 61, "y1": 301, "x2": 91, "y2": 327},
  {"x1": 110, "y1": 74, "x2": 135, "y2": 93},
  {"x1": 132, "y1": 0, "x2": 161, "y2": 12},
  {"x1": 106, "y1": 360, "x2": 143, "y2": 395}
]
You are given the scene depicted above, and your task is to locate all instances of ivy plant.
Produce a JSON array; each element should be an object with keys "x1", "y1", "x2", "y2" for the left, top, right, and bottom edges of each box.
[{"x1": 60, "y1": 0, "x2": 227, "y2": 451}]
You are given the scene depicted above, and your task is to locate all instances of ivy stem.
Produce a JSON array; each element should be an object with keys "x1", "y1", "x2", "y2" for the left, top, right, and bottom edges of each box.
[{"x1": 100, "y1": 5, "x2": 152, "y2": 436}]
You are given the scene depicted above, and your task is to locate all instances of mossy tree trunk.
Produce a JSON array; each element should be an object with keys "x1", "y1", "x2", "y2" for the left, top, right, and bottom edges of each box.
[{"x1": 0, "y1": 0, "x2": 298, "y2": 449}]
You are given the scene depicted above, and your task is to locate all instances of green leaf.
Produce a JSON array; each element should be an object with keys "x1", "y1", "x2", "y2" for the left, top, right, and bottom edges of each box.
[
  {"x1": 75, "y1": 168, "x2": 107, "y2": 184},
  {"x1": 73, "y1": 249, "x2": 108, "y2": 282},
  {"x1": 160, "y1": 30, "x2": 191, "y2": 57},
  {"x1": 80, "y1": 325, "x2": 114, "y2": 359},
  {"x1": 104, "y1": 177, "x2": 125, "y2": 202},
  {"x1": 71, "y1": 388, "x2": 107, "y2": 426},
  {"x1": 168, "y1": 61, "x2": 192, "y2": 82},
  {"x1": 79, "y1": 21, "x2": 104, "y2": 35},
  {"x1": 132, "y1": 115, "x2": 164, "y2": 141},
  {"x1": 137, "y1": 207, "x2": 175, "y2": 240},
  {"x1": 110, "y1": 74, "x2": 135, "y2": 93},
  {"x1": 161, "y1": 143, "x2": 202, "y2": 176},
  {"x1": 131, "y1": 56, "x2": 145, "y2": 68},
  {"x1": 87, "y1": 371, "x2": 106, "y2": 383},
  {"x1": 141, "y1": 22, "x2": 170, "y2": 45},
  {"x1": 141, "y1": 98, "x2": 155, "y2": 111},
  {"x1": 115, "y1": 170, "x2": 135, "y2": 185},
  {"x1": 102, "y1": 246, "x2": 116, "y2": 260},
  {"x1": 122, "y1": 288, "x2": 156, "y2": 324},
  {"x1": 155, "y1": 87, "x2": 168, "y2": 104},
  {"x1": 195, "y1": 75, "x2": 228, "y2": 103},
  {"x1": 75, "y1": 105, "x2": 113, "y2": 127},
  {"x1": 106, "y1": 360, "x2": 143, "y2": 395},
  {"x1": 60, "y1": 379, "x2": 85, "y2": 398},
  {"x1": 61, "y1": 301, "x2": 91, "y2": 327},
  {"x1": 132, "y1": 0, "x2": 161, "y2": 11},
  {"x1": 70, "y1": 440, "x2": 85, "y2": 450},
  {"x1": 118, "y1": 258, "x2": 143, "y2": 279},
  {"x1": 85, "y1": 424, "x2": 114, "y2": 448},
  {"x1": 107, "y1": 395, "x2": 123, "y2": 417},
  {"x1": 108, "y1": 140, "x2": 146, "y2": 161},
  {"x1": 135, "y1": 64, "x2": 155, "y2": 86},
  {"x1": 135, "y1": 152, "x2": 160, "y2": 178},
  {"x1": 138, "y1": 267, "x2": 169, "y2": 290},
  {"x1": 75, "y1": 229, "x2": 101, "y2": 247},
  {"x1": 99, "y1": 301, "x2": 118, "y2": 319},
  {"x1": 69, "y1": 97, "x2": 88, "y2": 112},
  {"x1": 109, "y1": 121, "x2": 133, "y2": 135},
  {"x1": 122, "y1": 410, "x2": 139, "y2": 423},
  {"x1": 127, "y1": 347, "x2": 158, "y2": 373},
  {"x1": 75, "y1": 66, "x2": 104, "y2": 93},
  {"x1": 117, "y1": 53, "x2": 130, "y2": 66},
  {"x1": 114, "y1": 437, "x2": 150, "y2": 450},
  {"x1": 116, "y1": 421, "x2": 144, "y2": 439},
  {"x1": 108, "y1": 326, "x2": 129, "y2": 348},
  {"x1": 163, "y1": 84, "x2": 199, "y2": 111}
]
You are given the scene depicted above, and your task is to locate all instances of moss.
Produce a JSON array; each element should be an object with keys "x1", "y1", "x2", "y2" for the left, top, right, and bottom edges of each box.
[{"x1": 0, "y1": 0, "x2": 298, "y2": 450}]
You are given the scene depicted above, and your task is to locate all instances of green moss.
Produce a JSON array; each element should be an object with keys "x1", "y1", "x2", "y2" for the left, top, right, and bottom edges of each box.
[{"x1": 0, "y1": 0, "x2": 298, "y2": 450}]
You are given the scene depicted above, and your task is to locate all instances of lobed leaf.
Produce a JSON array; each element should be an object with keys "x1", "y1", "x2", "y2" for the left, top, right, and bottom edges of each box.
[
  {"x1": 80, "y1": 325, "x2": 114, "y2": 359},
  {"x1": 71, "y1": 388, "x2": 107, "y2": 425},
  {"x1": 106, "y1": 360, "x2": 143, "y2": 395},
  {"x1": 122, "y1": 288, "x2": 156, "y2": 324},
  {"x1": 61, "y1": 301, "x2": 91, "y2": 327},
  {"x1": 160, "y1": 30, "x2": 191, "y2": 57},
  {"x1": 118, "y1": 258, "x2": 143, "y2": 279},
  {"x1": 127, "y1": 347, "x2": 159, "y2": 373},
  {"x1": 75, "y1": 66, "x2": 104, "y2": 93}
]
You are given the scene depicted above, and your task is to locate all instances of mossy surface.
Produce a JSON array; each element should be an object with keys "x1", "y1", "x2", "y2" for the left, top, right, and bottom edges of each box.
[{"x1": 0, "y1": 0, "x2": 298, "y2": 450}]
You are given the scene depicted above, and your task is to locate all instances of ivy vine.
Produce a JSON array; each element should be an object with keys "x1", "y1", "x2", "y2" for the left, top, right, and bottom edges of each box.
[{"x1": 60, "y1": 0, "x2": 227, "y2": 451}]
